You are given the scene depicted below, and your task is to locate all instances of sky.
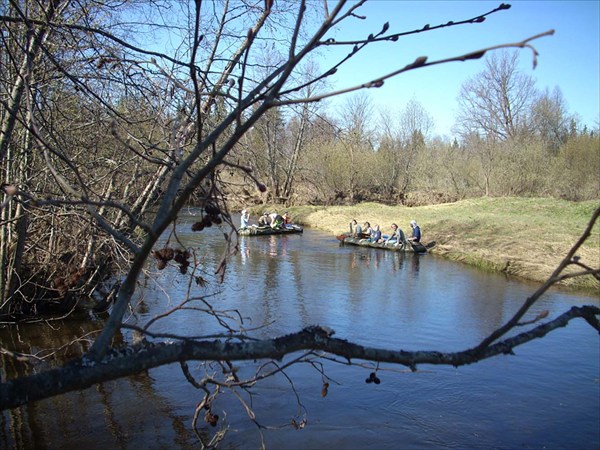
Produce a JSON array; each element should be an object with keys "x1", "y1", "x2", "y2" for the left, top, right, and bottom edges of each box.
[{"x1": 318, "y1": 0, "x2": 600, "y2": 138}]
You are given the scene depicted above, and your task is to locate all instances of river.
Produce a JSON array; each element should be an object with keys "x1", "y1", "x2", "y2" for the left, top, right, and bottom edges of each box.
[{"x1": 1, "y1": 211, "x2": 599, "y2": 449}]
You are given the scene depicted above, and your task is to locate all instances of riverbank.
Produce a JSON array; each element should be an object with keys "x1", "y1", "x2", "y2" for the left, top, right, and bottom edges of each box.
[{"x1": 251, "y1": 198, "x2": 599, "y2": 293}]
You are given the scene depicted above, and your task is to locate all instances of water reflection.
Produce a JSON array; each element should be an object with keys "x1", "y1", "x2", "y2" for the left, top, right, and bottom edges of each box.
[
  {"x1": 239, "y1": 236, "x2": 249, "y2": 265},
  {"x1": 411, "y1": 254, "x2": 420, "y2": 274},
  {"x1": 347, "y1": 246, "x2": 421, "y2": 277},
  {"x1": 0, "y1": 318, "x2": 198, "y2": 450},
  {"x1": 1, "y1": 215, "x2": 599, "y2": 450}
]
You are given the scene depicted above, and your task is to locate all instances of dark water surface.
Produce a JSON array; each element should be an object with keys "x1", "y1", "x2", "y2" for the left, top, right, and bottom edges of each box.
[{"x1": 1, "y1": 212, "x2": 599, "y2": 449}]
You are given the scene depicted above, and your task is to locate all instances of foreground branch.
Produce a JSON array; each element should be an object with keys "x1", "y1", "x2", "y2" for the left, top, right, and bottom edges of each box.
[
  {"x1": 2, "y1": 305, "x2": 598, "y2": 411},
  {"x1": 474, "y1": 206, "x2": 600, "y2": 351},
  {"x1": 276, "y1": 30, "x2": 555, "y2": 106}
]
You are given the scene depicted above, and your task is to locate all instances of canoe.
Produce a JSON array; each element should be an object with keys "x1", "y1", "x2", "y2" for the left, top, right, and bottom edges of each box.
[
  {"x1": 238, "y1": 225, "x2": 303, "y2": 236},
  {"x1": 338, "y1": 235, "x2": 434, "y2": 254}
]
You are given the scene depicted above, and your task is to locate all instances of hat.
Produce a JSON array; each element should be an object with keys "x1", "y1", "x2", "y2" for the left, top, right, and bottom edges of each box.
[
  {"x1": 410, "y1": 220, "x2": 417, "y2": 226},
  {"x1": 241, "y1": 209, "x2": 247, "y2": 214}
]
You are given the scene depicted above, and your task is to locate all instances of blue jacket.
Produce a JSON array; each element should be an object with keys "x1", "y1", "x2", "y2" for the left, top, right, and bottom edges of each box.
[{"x1": 412, "y1": 225, "x2": 421, "y2": 242}]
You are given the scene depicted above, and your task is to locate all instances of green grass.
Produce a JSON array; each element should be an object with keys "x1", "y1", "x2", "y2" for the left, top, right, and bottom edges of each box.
[{"x1": 253, "y1": 198, "x2": 600, "y2": 293}]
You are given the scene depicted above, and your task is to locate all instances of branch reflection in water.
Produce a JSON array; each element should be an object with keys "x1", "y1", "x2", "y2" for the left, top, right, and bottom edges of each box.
[{"x1": 1, "y1": 222, "x2": 598, "y2": 449}]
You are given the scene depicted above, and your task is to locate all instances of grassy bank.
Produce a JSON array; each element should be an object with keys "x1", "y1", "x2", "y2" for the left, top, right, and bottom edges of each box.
[{"x1": 253, "y1": 198, "x2": 599, "y2": 293}]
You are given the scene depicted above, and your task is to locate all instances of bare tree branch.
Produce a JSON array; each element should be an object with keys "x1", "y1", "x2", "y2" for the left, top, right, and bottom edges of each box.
[
  {"x1": 274, "y1": 30, "x2": 555, "y2": 106},
  {"x1": 2, "y1": 303, "x2": 598, "y2": 411},
  {"x1": 474, "y1": 206, "x2": 600, "y2": 352}
]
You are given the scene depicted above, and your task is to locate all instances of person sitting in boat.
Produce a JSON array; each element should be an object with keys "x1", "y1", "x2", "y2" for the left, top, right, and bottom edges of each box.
[
  {"x1": 349, "y1": 219, "x2": 363, "y2": 237},
  {"x1": 369, "y1": 224, "x2": 382, "y2": 243},
  {"x1": 409, "y1": 219, "x2": 421, "y2": 243},
  {"x1": 283, "y1": 212, "x2": 292, "y2": 228},
  {"x1": 258, "y1": 212, "x2": 270, "y2": 226},
  {"x1": 384, "y1": 223, "x2": 406, "y2": 246},
  {"x1": 240, "y1": 209, "x2": 250, "y2": 229},
  {"x1": 269, "y1": 212, "x2": 285, "y2": 229},
  {"x1": 362, "y1": 221, "x2": 372, "y2": 239}
]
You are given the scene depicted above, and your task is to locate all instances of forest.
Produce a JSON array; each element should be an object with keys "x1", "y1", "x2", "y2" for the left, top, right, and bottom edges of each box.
[{"x1": 0, "y1": 1, "x2": 598, "y2": 447}]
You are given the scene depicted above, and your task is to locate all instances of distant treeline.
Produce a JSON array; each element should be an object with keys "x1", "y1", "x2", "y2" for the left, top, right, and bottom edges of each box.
[
  {"x1": 228, "y1": 99, "x2": 599, "y2": 208},
  {"x1": 228, "y1": 52, "x2": 598, "y2": 207}
]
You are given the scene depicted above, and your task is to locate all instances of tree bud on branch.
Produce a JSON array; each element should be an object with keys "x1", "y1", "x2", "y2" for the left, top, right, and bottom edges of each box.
[
  {"x1": 367, "y1": 79, "x2": 384, "y2": 88},
  {"x1": 464, "y1": 50, "x2": 486, "y2": 60},
  {"x1": 411, "y1": 56, "x2": 428, "y2": 67}
]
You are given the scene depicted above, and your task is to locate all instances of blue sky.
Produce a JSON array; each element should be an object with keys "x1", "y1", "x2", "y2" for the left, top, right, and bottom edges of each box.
[{"x1": 319, "y1": 0, "x2": 600, "y2": 138}]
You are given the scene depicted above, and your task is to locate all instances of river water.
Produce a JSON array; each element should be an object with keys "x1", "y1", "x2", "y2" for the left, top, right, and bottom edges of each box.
[{"x1": 1, "y1": 211, "x2": 599, "y2": 449}]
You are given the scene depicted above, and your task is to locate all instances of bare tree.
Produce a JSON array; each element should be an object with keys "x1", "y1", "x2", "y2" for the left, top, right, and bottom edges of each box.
[
  {"x1": 2, "y1": 2, "x2": 588, "y2": 448},
  {"x1": 242, "y1": 106, "x2": 288, "y2": 199},
  {"x1": 280, "y1": 62, "x2": 327, "y2": 202},
  {"x1": 397, "y1": 99, "x2": 433, "y2": 197},
  {"x1": 375, "y1": 99, "x2": 433, "y2": 202},
  {"x1": 375, "y1": 107, "x2": 402, "y2": 197},
  {"x1": 233, "y1": 58, "x2": 326, "y2": 204},
  {"x1": 531, "y1": 86, "x2": 572, "y2": 152},
  {"x1": 0, "y1": 0, "x2": 188, "y2": 316},
  {"x1": 338, "y1": 92, "x2": 375, "y2": 201},
  {"x1": 456, "y1": 50, "x2": 537, "y2": 141},
  {"x1": 301, "y1": 113, "x2": 343, "y2": 202}
]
